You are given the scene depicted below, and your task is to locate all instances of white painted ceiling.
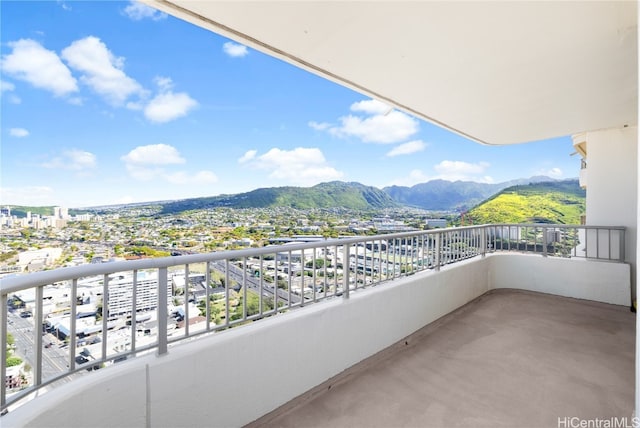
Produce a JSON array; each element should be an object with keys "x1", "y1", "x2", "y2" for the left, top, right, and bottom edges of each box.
[{"x1": 145, "y1": 1, "x2": 637, "y2": 145}]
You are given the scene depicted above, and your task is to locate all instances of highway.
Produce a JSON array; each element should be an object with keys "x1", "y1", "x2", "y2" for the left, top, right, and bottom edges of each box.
[{"x1": 211, "y1": 261, "x2": 301, "y2": 304}]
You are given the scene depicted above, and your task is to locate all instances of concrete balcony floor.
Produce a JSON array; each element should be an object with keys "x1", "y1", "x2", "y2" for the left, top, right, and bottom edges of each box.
[{"x1": 250, "y1": 289, "x2": 635, "y2": 428}]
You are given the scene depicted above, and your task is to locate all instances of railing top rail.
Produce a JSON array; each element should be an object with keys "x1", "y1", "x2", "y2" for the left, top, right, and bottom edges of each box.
[
  {"x1": 488, "y1": 223, "x2": 625, "y2": 230},
  {"x1": 0, "y1": 227, "x2": 465, "y2": 294},
  {"x1": 0, "y1": 224, "x2": 625, "y2": 295}
]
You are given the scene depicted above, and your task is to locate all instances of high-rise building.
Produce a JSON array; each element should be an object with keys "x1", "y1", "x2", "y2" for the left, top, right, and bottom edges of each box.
[{"x1": 53, "y1": 206, "x2": 68, "y2": 219}]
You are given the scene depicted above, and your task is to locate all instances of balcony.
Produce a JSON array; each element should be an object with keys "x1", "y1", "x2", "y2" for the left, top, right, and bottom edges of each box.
[
  {"x1": 0, "y1": 224, "x2": 631, "y2": 427},
  {"x1": 251, "y1": 289, "x2": 634, "y2": 428}
]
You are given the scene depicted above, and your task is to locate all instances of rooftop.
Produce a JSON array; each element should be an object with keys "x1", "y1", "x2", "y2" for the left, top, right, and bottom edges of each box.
[{"x1": 252, "y1": 289, "x2": 635, "y2": 427}]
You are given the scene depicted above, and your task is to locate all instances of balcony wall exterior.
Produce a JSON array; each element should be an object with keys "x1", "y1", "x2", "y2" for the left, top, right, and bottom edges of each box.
[{"x1": 2, "y1": 254, "x2": 629, "y2": 428}]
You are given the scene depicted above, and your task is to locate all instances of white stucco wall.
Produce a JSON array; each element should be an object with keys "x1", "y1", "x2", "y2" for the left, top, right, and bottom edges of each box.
[
  {"x1": 3, "y1": 255, "x2": 630, "y2": 428},
  {"x1": 585, "y1": 126, "x2": 637, "y2": 297},
  {"x1": 489, "y1": 253, "x2": 630, "y2": 306},
  {"x1": 583, "y1": 126, "x2": 637, "y2": 418}
]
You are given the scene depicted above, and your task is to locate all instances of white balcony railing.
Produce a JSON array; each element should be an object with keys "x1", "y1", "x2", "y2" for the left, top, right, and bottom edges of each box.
[{"x1": 0, "y1": 224, "x2": 625, "y2": 414}]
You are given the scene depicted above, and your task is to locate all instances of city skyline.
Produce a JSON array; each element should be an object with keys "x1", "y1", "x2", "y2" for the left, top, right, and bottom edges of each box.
[{"x1": 1, "y1": 1, "x2": 579, "y2": 208}]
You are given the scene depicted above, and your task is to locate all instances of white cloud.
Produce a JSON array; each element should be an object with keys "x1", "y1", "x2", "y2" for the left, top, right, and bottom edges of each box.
[
  {"x1": 121, "y1": 144, "x2": 214, "y2": 183},
  {"x1": 314, "y1": 99, "x2": 418, "y2": 144},
  {"x1": 58, "y1": 1, "x2": 71, "y2": 11},
  {"x1": 433, "y1": 160, "x2": 493, "y2": 182},
  {"x1": 0, "y1": 80, "x2": 15, "y2": 92},
  {"x1": 41, "y1": 149, "x2": 97, "y2": 171},
  {"x1": 388, "y1": 161, "x2": 494, "y2": 187},
  {"x1": 121, "y1": 144, "x2": 185, "y2": 165},
  {"x1": 537, "y1": 167, "x2": 563, "y2": 179},
  {"x1": 241, "y1": 147, "x2": 344, "y2": 185},
  {"x1": 223, "y1": 42, "x2": 249, "y2": 58},
  {"x1": 123, "y1": 165, "x2": 161, "y2": 181},
  {"x1": 61, "y1": 36, "x2": 145, "y2": 106},
  {"x1": 9, "y1": 128, "x2": 29, "y2": 137},
  {"x1": 144, "y1": 91, "x2": 198, "y2": 123},
  {"x1": 434, "y1": 160, "x2": 489, "y2": 176},
  {"x1": 350, "y1": 99, "x2": 392, "y2": 115},
  {"x1": 125, "y1": 101, "x2": 144, "y2": 110},
  {"x1": 123, "y1": 1, "x2": 167, "y2": 21},
  {"x1": 238, "y1": 150, "x2": 257, "y2": 163},
  {"x1": 143, "y1": 78, "x2": 197, "y2": 123},
  {"x1": 1, "y1": 39, "x2": 78, "y2": 97},
  {"x1": 386, "y1": 140, "x2": 426, "y2": 157},
  {"x1": 0, "y1": 186, "x2": 55, "y2": 205},
  {"x1": 386, "y1": 169, "x2": 432, "y2": 187},
  {"x1": 2, "y1": 80, "x2": 22, "y2": 103},
  {"x1": 153, "y1": 76, "x2": 173, "y2": 91},
  {"x1": 380, "y1": 169, "x2": 434, "y2": 187},
  {"x1": 193, "y1": 170, "x2": 218, "y2": 183},
  {"x1": 330, "y1": 110, "x2": 419, "y2": 143},
  {"x1": 308, "y1": 121, "x2": 331, "y2": 131}
]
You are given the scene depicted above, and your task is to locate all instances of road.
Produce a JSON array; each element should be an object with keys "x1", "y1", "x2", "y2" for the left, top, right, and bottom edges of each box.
[
  {"x1": 7, "y1": 310, "x2": 72, "y2": 383},
  {"x1": 211, "y1": 261, "x2": 301, "y2": 304}
]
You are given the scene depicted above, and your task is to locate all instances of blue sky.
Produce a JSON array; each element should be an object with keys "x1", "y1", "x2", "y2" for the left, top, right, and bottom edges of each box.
[{"x1": 1, "y1": 1, "x2": 579, "y2": 208}]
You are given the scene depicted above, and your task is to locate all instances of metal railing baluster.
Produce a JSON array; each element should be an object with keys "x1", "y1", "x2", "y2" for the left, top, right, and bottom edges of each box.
[
  {"x1": 343, "y1": 244, "x2": 350, "y2": 299},
  {"x1": 242, "y1": 257, "x2": 247, "y2": 320},
  {"x1": 70, "y1": 279, "x2": 78, "y2": 371},
  {"x1": 224, "y1": 261, "x2": 230, "y2": 328},
  {"x1": 102, "y1": 274, "x2": 109, "y2": 362},
  {"x1": 184, "y1": 264, "x2": 190, "y2": 336},
  {"x1": 205, "y1": 263, "x2": 211, "y2": 331},
  {"x1": 1, "y1": 292, "x2": 7, "y2": 407},
  {"x1": 132, "y1": 270, "x2": 138, "y2": 352},
  {"x1": 157, "y1": 268, "x2": 168, "y2": 355}
]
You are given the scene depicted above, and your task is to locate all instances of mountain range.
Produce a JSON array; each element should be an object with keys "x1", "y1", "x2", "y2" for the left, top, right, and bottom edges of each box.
[
  {"x1": 159, "y1": 181, "x2": 397, "y2": 214},
  {"x1": 7, "y1": 176, "x2": 579, "y2": 215},
  {"x1": 158, "y1": 175, "x2": 562, "y2": 214},
  {"x1": 382, "y1": 176, "x2": 559, "y2": 211}
]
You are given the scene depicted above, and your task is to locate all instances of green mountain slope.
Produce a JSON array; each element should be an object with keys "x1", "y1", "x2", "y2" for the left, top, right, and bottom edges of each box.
[
  {"x1": 463, "y1": 180, "x2": 585, "y2": 224},
  {"x1": 159, "y1": 181, "x2": 397, "y2": 213},
  {"x1": 3, "y1": 206, "x2": 55, "y2": 218}
]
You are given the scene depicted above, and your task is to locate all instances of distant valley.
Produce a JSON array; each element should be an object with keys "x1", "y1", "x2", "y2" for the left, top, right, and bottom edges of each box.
[{"x1": 382, "y1": 176, "x2": 560, "y2": 211}]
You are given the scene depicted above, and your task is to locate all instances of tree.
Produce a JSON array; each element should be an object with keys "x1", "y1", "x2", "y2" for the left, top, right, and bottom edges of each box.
[
  {"x1": 0, "y1": 250, "x2": 17, "y2": 263},
  {"x1": 6, "y1": 333, "x2": 21, "y2": 367},
  {"x1": 20, "y1": 228, "x2": 33, "y2": 239},
  {"x1": 6, "y1": 356, "x2": 22, "y2": 367},
  {"x1": 306, "y1": 258, "x2": 325, "y2": 269}
]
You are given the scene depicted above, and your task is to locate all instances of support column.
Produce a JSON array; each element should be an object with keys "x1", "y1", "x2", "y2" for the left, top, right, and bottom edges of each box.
[{"x1": 583, "y1": 126, "x2": 637, "y2": 304}]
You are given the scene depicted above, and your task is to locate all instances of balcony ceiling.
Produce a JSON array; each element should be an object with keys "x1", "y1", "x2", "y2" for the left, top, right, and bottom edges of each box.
[{"x1": 145, "y1": 1, "x2": 637, "y2": 145}]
